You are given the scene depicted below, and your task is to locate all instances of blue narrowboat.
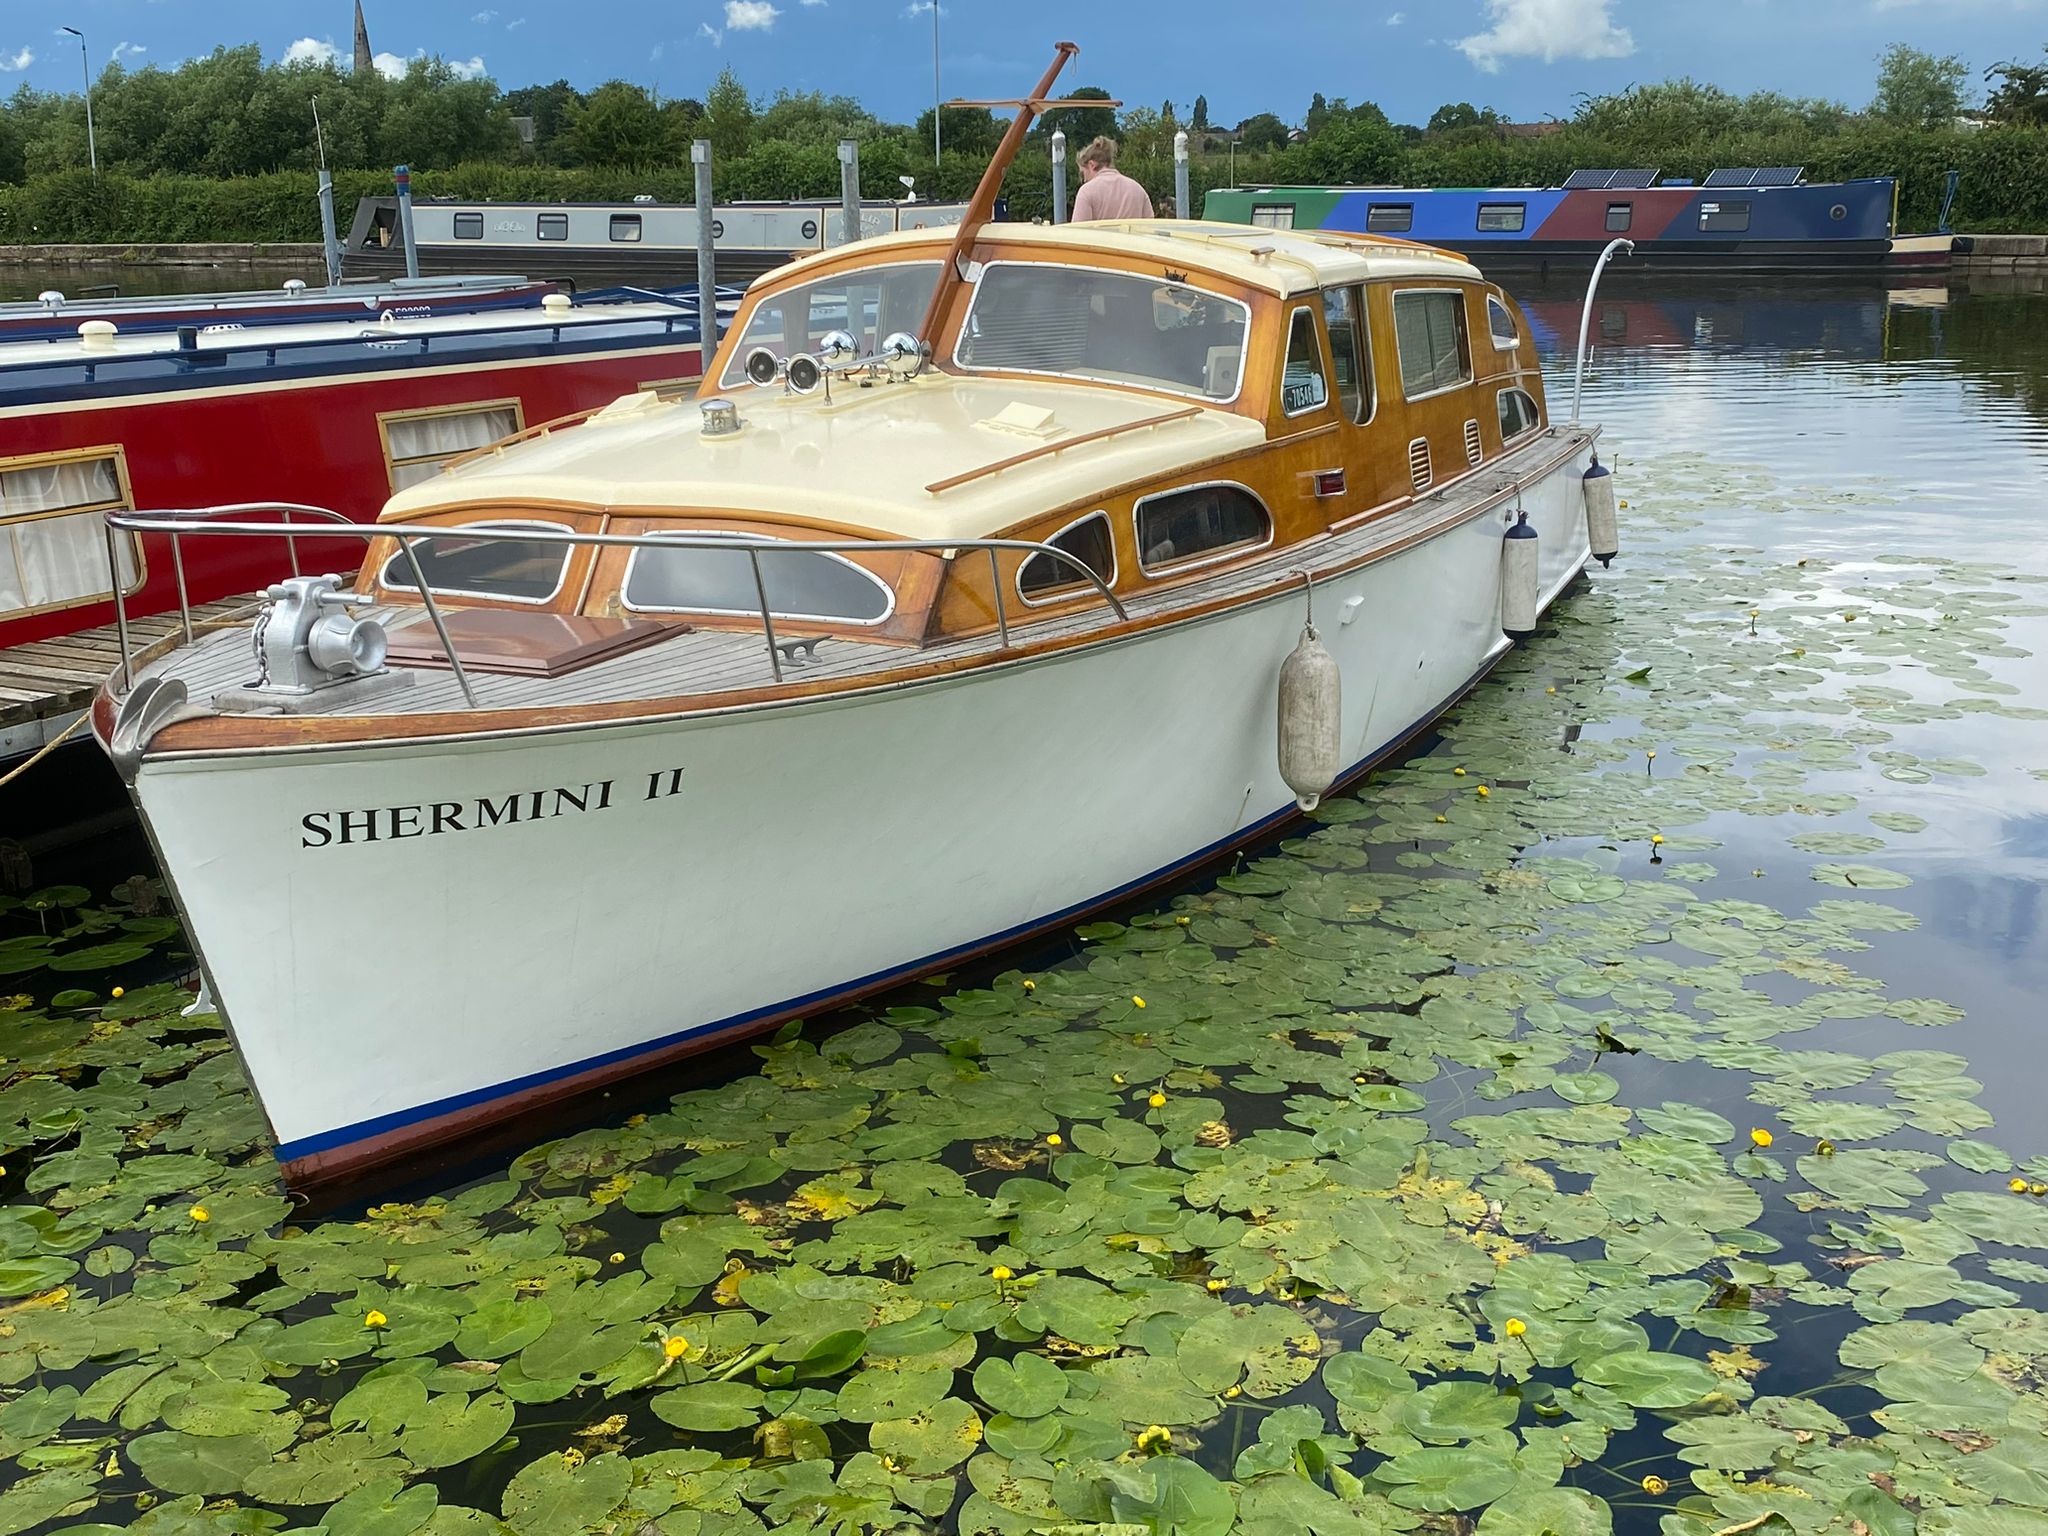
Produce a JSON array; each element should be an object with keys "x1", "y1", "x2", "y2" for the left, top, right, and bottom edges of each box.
[{"x1": 1204, "y1": 170, "x2": 1921, "y2": 274}]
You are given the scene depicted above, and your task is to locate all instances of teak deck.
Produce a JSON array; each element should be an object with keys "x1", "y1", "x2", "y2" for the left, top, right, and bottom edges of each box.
[{"x1": 0, "y1": 599, "x2": 246, "y2": 749}]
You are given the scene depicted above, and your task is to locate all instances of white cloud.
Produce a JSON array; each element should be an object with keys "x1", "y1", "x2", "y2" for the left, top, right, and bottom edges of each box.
[
  {"x1": 902, "y1": 0, "x2": 945, "y2": 14},
  {"x1": 801, "y1": 0, "x2": 828, "y2": 7},
  {"x1": 725, "y1": 0, "x2": 781, "y2": 30},
  {"x1": 448, "y1": 55, "x2": 487, "y2": 78},
  {"x1": 698, "y1": 20, "x2": 724, "y2": 43},
  {"x1": 1386, "y1": 9, "x2": 1405, "y2": 21},
  {"x1": 505, "y1": 16, "x2": 527, "y2": 27},
  {"x1": 471, "y1": 8, "x2": 498, "y2": 20},
  {"x1": 372, "y1": 50, "x2": 408, "y2": 79},
  {"x1": 0, "y1": 46, "x2": 32, "y2": 71},
  {"x1": 112, "y1": 40, "x2": 146, "y2": 61},
  {"x1": 282, "y1": 36, "x2": 340, "y2": 67},
  {"x1": 1455, "y1": 0, "x2": 1633, "y2": 72},
  {"x1": 650, "y1": 42, "x2": 664, "y2": 60}
]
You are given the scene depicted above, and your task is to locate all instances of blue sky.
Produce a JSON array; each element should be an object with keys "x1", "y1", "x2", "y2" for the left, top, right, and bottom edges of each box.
[{"x1": 2, "y1": 1, "x2": 2042, "y2": 126}]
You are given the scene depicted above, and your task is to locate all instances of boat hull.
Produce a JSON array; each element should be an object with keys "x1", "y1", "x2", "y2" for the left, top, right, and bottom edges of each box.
[{"x1": 126, "y1": 444, "x2": 1596, "y2": 1186}]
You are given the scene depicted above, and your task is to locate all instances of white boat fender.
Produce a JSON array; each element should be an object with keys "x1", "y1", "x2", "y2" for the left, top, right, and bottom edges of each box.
[
  {"x1": 1583, "y1": 455, "x2": 1619, "y2": 567},
  {"x1": 1277, "y1": 590, "x2": 1341, "y2": 812},
  {"x1": 1502, "y1": 510, "x2": 1541, "y2": 640}
]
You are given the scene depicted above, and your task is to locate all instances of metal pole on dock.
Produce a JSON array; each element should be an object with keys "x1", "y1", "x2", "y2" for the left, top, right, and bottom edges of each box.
[
  {"x1": 317, "y1": 172, "x2": 342, "y2": 287},
  {"x1": 837, "y1": 139, "x2": 861, "y2": 247},
  {"x1": 693, "y1": 140, "x2": 719, "y2": 351},
  {"x1": 1174, "y1": 130, "x2": 1190, "y2": 220},
  {"x1": 1050, "y1": 129, "x2": 1068, "y2": 224},
  {"x1": 392, "y1": 165, "x2": 420, "y2": 280}
]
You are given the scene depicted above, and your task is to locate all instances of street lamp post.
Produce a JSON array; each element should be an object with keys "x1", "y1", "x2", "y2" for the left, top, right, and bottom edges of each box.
[{"x1": 59, "y1": 26, "x2": 97, "y2": 178}]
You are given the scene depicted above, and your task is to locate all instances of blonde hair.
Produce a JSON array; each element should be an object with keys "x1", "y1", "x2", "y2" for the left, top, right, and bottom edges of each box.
[{"x1": 1077, "y1": 135, "x2": 1119, "y2": 170}]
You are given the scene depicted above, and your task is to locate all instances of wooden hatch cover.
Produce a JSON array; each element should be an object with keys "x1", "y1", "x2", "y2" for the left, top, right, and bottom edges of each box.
[{"x1": 383, "y1": 610, "x2": 686, "y2": 677}]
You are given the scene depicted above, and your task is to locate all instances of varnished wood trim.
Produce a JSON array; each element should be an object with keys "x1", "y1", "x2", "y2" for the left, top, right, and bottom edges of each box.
[
  {"x1": 135, "y1": 429, "x2": 1595, "y2": 756},
  {"x1": 924, "y1": 406, "x2": 1203, "y2": 495}
]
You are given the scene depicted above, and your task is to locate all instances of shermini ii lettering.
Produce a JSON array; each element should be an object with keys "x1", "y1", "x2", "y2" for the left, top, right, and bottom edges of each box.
[{"x1": 299, "y1": 768, "x2": 685, "y2": 848}]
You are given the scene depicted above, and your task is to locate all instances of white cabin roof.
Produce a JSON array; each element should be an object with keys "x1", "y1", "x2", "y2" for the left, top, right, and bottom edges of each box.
[
  {"x1": 767, "y1": 218, "x2": 1481, "y2": 298},
  {"x1": 381, "y1": 371, "x2": 1267, "y2": 544}
]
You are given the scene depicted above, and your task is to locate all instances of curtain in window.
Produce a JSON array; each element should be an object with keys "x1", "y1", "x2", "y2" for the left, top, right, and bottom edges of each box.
[
  {"x1": 0, "y1": 457, "x2": 121, "y2": 515},
  {"x1": 386, "y1": 407, "x2": 520, "y2": 489},
  {"x1": 0, "y1": 456, "x2": 135, "y2": 614},
  {"x1": 1394, "y1": 291, "x2": 1468, "y2": 398}
]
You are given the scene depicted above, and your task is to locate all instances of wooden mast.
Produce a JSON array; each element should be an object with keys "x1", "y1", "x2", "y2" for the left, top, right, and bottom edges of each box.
[{"x1": 913, "y1": 40, "x2": 1096, "y2": 347}]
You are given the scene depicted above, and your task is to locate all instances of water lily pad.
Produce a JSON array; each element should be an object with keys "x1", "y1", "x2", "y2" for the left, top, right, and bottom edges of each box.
[{"x1": 971, "y1": 1353, "x2": 1068, "y2": 1419}]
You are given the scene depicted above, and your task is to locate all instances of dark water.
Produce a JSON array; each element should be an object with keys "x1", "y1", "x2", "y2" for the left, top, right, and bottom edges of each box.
[
  {"x1": 4, "y1": 269, "x2": 2048, "y2": 1535},
  {"x1": 0, "y1": 261, "x2": 323, "y2": 304}
]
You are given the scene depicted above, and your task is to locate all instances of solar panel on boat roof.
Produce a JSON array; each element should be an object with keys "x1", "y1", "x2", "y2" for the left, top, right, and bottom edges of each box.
[
  {"x1": 1609, "y1": 168, "x2": 1660, "y2": 189},
  {"x1": 1704, "y1": 168, "x2": 1759, "y2": 187},
  {"x1": 1752, "y1": 166, "x2": 1804, "y2": 186},
  {"x1": 1563, "y1": 169, "x2": 1618, "y2": 189}
]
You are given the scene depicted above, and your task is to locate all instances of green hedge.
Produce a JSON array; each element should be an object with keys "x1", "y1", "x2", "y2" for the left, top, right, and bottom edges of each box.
[{"x1": 4, "y1": 125, "x2": 2045, "y2": 245}]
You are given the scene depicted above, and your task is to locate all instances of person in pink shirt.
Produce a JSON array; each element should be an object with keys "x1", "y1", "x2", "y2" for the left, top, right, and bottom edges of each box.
[{"x1": 1071, "y1": 136, "x2": 1155, "y2": 221}]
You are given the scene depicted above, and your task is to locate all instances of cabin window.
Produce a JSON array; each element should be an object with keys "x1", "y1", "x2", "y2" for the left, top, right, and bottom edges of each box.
[
  {"x1": 379, "y1": 520, "x2": 572, "y2": 605},
  {"x1": 721, "y1": 261, "x2": 941, "y2": 387},
  {"x1": 453, "y1": 213, "x2": 484, "y2": 240},
  {"x1": 1486, "y1": 295, "x2": 1520, "y2": 349},
  {"x1": 1476, "y1": 202, "x2": 1525, "y2": 233},
  {"x1": 1251, "y1": 203, "x2": 1296, "y2": 229},
  {"x1": 536, "y1": 213, "x2": 570, "y2": 241},
  {"x1": 1017, "y1": 512, "x2": 1115, "y2": 602},
  {"x1": 1699, "y1": 201, "x2": 1751, "y2": 232},
  {"x1": 609, "y1": 214, "x2": 644, "y2": 243},
  {"x1": 1280, "y1": 307, "x2": 1329, "y2": 416},
  {"x1": 1392, "y1": 289, "x2": 1471, "y2": 399},
  {"x1": 379, "y1": 401, "x2": 524, "y2": 492},
  {"x1": 1322, "y1": 285, "x2": 1372, "y2": 424},
  {"x1": 1366, "y1": 204, "x2": 1413, "y2": 233},
  {"x1": 1135, "y1": 484, "x2": 1272, "y2": 574},
  {"x1": 957, "y1": 263, "x2": 1253, "y2": 403},
  {"x1": 1497, "y1": 387, "x2": 1540, "y2": 442},
  {"x1": 623, "y1": 533, "x2": 893, "y2": 625},
  {"x1": 0, "y1": 448, "x2": 140, "y2": 617},
  {"x1": 1605, "y1": 202, "x2": 1632, "y2": 233}
]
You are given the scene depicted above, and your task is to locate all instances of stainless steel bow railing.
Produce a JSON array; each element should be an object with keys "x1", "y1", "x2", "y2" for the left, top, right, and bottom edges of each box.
[{"x1": 103, "y1": 506, "x2": 1131, "y2": 711}]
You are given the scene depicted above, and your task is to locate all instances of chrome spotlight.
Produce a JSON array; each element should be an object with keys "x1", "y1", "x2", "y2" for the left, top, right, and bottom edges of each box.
[
  {"x1": 744, "y1": 346, "x2": 781, "y2": 386},
  {"x1": 818, "y1": 329, "x2": 858, "y2": 363},
  {"x1": 879, "y1": 331, "x2": 925, "y2": 377}
]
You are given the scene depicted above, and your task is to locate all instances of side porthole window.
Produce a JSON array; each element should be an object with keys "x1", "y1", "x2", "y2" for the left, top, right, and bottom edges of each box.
[
  {"x1": 623, "y1": 534, "x2": 893, "y2": 625},
  {"x1": 1136, "y1": 484, "x2": 1271, "y2": 574},
  {"x1": 536, "y1": 213, "x2": 569, "y2": 241},
  {"x1": 609, "y1": 214, "x2": 643, "y2": 243},
  {"x1": 1018, "y1": 512, "x2": 1115, "y2": 601},
  {"x1": 453, "y1": 213, "x2": 484, "y2": 240},
  {"x1": 1486, "y1": 295, "x2": 1519, "y2": 349},
  {"x1": 1280, "y1": 307, "x2": 1329, "y2": 416},
  {"x1": 1321, "y1": 285, "x2": 1372, "y2": 425},
  {"x1": 1497, "y1": 387, "x2": 1540, "y2": 442},
  {"x1": 379, "y1": 520, "x2": 572, "y2": 604},
  {"x1": 1392, "y1": 289, "x2": 1472, "y2": 399}
]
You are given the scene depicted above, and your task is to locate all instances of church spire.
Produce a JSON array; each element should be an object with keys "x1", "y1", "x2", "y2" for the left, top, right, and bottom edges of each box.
[{"x1": 352, "y1": 1, "x2": 374, "y2": 74}]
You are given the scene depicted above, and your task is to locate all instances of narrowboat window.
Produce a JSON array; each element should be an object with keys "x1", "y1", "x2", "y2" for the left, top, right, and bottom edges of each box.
[
  {"x1": 1476, "y1": 202, "x2": 1525, "y2": 233},
  {"x1": 1605, "y1": 202, "x2": 1632, "y2": 233},
  {"x1": 379, "y1": 520, "x2": 572, "y2": 605},
  {"x1": 0, "y1": 449, "x2": 139, "y2": 616},
  {"x1": 609, "y1": 214, "x2": 644, "y2": 243},
  {"x1": 1366, "y1": 203, "x2": 1413, "y2": 234},
  {"x1": 1486, "y1": 295, "x2": 1519, "y2": 349},
  {"x1": 1700, "y1": 201, "x2": 1751, "y2": 232},
  {"x1": 956, "y1": 263, "x2": 1253, "y2": 402},
  {"x1": 536, "y1": 213, "x2": 570, "y2": 241},
  {"x1": 1018, "y1": 512, "x2": 1115, "y2": 601},
  {"x1": 1251, "y1": 203, "x2": 1296, "y2": 229},
  {"x1": 453, "y1": 213, "x2": 484, "y2": 240},
  {"x1": 1392, "y1": 289, "x2": 1471, "y2": 399},
  {"x1": 380, "y1": 401, "x2": 524, "y2": 491},
  {"x1": 1280, "y1": 307, "x2": 1329, "y2": 416},
  {"x1": 1135, "y1": 484, "x2": 1271, "y2": 574},
  {"x1": 721, "y1": 261, "x2": 941, "y2": 387},
  {"x1": 1497, "y1": 386, "x2": 1540, "y2": 442},
  {"x1": 623, "y1": 534, "x2": 893, "y2": 625},
  {"x1": 1322, "y1": 285, "x2": 1372, "y2": 424}
]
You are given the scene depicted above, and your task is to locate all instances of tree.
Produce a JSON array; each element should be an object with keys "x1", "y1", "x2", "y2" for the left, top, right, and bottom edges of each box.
[
  {"x1": 914, "y1": 104, "x2": 1003, "y2": 160},
  {"x1": 1985, "y1": 46, "x2": 2048, "y2": 126},
  {"x1": 1870, "y1": 43, "x2": 1970, "y2": 129},
  {"x1": 1034, "y1": 86, "x2": 1116, "y2": 144},
  {"x1": 504, "y1": 79, "x2": 585, "y2": 161},
  {"x1": 1305, "y1": 92, "x2": 1330, "y2": 138},
  {"x1": 1191, "y1": 94, "x2": 1209, "y2": 131},
  {"x1": 561, "y1": 81, "x2": 673, "y2": 166},
  {"x1": 1235, "y1": 112, "x2": 1289, "y2": 152},
  {"x1": 702, "y1": 67, "x2": 754, "y2": 162}
]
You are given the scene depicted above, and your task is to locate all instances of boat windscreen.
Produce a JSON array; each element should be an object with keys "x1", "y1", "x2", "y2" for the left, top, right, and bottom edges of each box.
[
  {"x1": 719, "y1": 262, "x2": 941, "y2": 387},
  {"x1": 955, "y1": 264, "x2": 1251, "y2": 402}
]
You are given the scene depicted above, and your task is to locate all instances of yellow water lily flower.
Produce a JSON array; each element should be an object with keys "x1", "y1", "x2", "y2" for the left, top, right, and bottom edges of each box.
[
  {"x1": 1132, "y1": 996, "x2": 1146, "y2": 1009},
  {"x1": 111, "y1": 987, "x2": 125, "y2": 999},
  {"x1": 663, "y1": 1335, "x2": 690, "y2": 1360},
  {"x1": 2010, "y1": 1178, "x2": 2029, "y2": 1194},
  {"x1": 1223, "y1": 1385, "x2": 1241, "y2": 1398},
  {"x1": 1045, "y1": 1133, "x2": 1062, "y2": 1148},
  {"x1": 1112, "y1": 1073, "x2": 1127, "y2": 1085},
  {"x1": 364, "y1": 1310, "x2": 388, "y2": 1329},
  {"x1": 1750, "y1": 1128, "x2": 1773, "y2": 1149},
  {"x1": 1136, "y1": 1425, "x2": 1172, "y2": 1453},
  {"x1": 1434, "y1": 815, "x2": 1447, "y2": 824},
  {"x1": 1453, "y1": 767, "x2": 1466, "y2": 776},
  {"x1": 1175, "y1": 915, "x2": 1190, "y2": 926},
  {"x1": 1650, "y1": 834, "x2": 1664, "y2": 846},
  {"x1": 608, "y1": 1252, "x2": 626, "y2": 1264},
  {"x1": 1204, "y1": 1278, "x2": 1226, "y2": 1293},
  {"x1": 1503, "y1": 1318, "x2": 1527, "y2": 1338},
  {"x1": 188, "y1": 1206, "x2": 210, "y2": 1223},
  {"x1": 2032, "y1": 1183, "x2": 2048, "y2": 1199},
  {"x1": 991, "y1": 1265, "x2": 1013, "y2": 1282},
  {"x1": 1476, "y1": 785, "x2": 1490, "y2": 797},
  {"x1": 1641, "y1": 1475, "x2": 1669, "y2": 1495},
  {"x1": 1021, "y1": 978, "x2": 1035, "y2": 992},
  {"x1": 1815, "y1": 1140, "x2": 1835, "y2": 1157},
  {"x1": 1148, "y1": 1091, "x2": 1167, "y2": 1108}
]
